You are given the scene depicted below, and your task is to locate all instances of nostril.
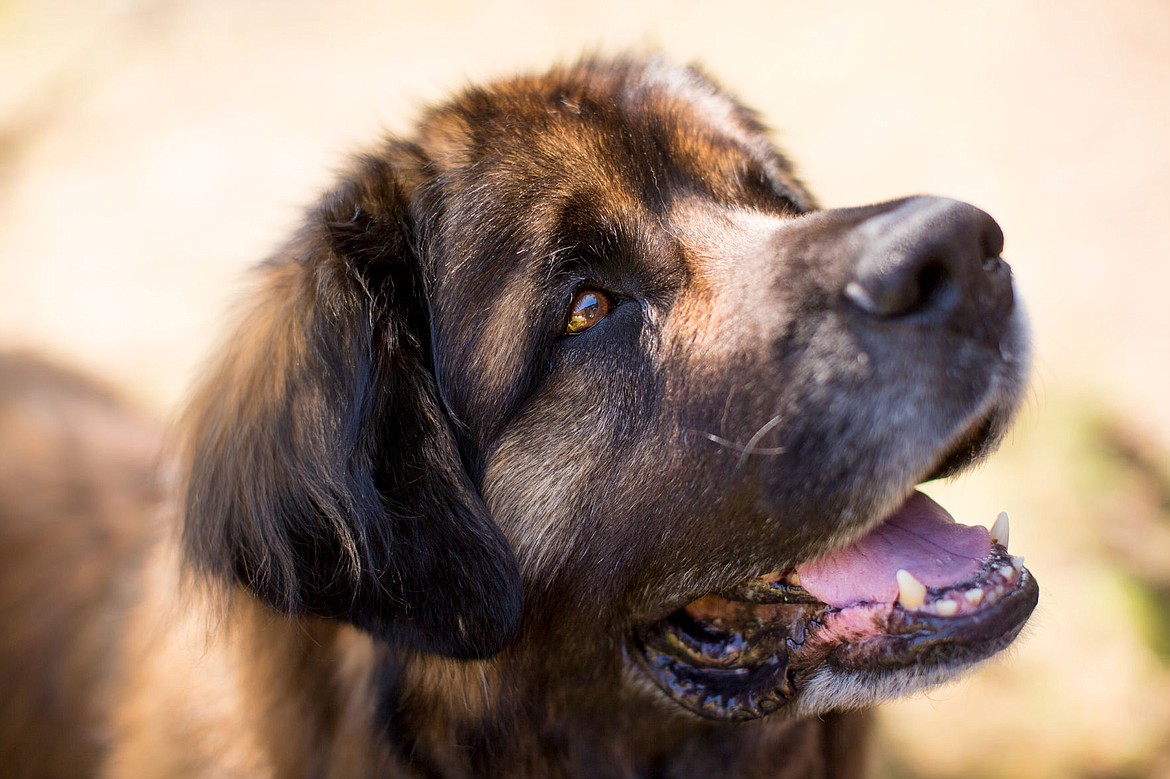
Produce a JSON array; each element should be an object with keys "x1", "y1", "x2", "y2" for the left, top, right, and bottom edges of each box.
[
  {"x1": 844, "y1": 255, "x2": 955, "y2": 319},
  {"x1": 914, "y1": 259, "x2": 954, "y2": 315}
]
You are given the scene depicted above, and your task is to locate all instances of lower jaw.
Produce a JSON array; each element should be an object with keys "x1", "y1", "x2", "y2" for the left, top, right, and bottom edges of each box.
[
  {"x1": 825, "y1": 567, "x2": 1038, "y2": 671},
  {"x1": 631, "y1": 551, "x2": 1039, "y2": 722}
]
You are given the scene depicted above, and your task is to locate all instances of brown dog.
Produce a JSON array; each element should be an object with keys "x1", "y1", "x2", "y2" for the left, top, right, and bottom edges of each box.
[{"x1": 0, "y1": 57, "x2": 1037, "y2": 778}]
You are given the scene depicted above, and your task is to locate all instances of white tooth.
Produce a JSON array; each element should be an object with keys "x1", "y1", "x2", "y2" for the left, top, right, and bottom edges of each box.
[
  {"x1": 895, "y1": 569, "x2": 927, "y2": 610},
  {"x1": 965, "y1": 588, "x2": 985, "y2": 606},
  {"x1": 997, "y1": 565, "x2": 1016, "y2": 582},
  {"x1": 1011, "y1": 555, "x2": 1026, "y2": 570},
  {"x1": 935, "y1": 599, "x2": 959, "y2": 617},
  {"x1": 990, "y1": 511, "x2": 1010, "y2": 549}
]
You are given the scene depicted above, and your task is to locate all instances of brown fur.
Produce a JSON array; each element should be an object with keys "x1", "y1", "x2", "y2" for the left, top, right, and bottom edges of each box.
[
  {"x1": 0, "y1": 57, "x2": 1032, "y2": 778},
  {"x1": 0, "y1": 355, "x2": 161, "y2": 778}
]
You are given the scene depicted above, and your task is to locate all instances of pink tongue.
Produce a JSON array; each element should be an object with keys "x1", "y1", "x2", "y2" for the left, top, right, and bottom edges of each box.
[{"x1": 795, "y1": 492, "x2": 991, "y2": 609}]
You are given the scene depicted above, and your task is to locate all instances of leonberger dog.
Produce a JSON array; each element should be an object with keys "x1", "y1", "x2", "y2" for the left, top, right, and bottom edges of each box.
[{"x1": 0, "y1": 57, "x2": 1037, "y2": 778}]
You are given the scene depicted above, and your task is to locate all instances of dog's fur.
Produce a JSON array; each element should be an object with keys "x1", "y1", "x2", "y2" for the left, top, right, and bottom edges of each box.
[{"x1": 0, "y1": 57, "x2": 1030, "y2": 778}]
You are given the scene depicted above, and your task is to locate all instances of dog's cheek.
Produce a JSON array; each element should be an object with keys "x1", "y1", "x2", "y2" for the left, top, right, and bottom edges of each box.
[
  {"x1": 485, "y1": 414, "x2": 608, "y2": 574},
  {"x1": 482, "y1": 425, "x2": 599, "y2": 587},
  {"x1": 481, "y1": 375, "x2": 662, "y2": 595}
]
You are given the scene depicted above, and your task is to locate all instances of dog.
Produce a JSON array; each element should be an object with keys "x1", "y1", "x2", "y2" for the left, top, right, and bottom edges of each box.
[{"x1": 0, "y1": 56, "x2": 1037, "y2": 778}]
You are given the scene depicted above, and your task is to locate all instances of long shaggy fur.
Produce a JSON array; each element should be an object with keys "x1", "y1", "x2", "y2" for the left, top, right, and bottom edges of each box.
[{"x1": 0, "y1": 56, "x2": 1029, "y2": 779}]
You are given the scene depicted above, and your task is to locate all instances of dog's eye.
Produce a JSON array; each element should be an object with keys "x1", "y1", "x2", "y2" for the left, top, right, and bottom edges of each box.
[{"x1": 564, "y1": 289, "x2": 612, "y2": 335}]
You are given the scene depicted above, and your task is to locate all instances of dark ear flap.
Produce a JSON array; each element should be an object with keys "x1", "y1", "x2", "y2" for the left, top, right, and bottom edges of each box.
[{"x1": 181, "y1": 152, "x2": 522, "y2": 659}]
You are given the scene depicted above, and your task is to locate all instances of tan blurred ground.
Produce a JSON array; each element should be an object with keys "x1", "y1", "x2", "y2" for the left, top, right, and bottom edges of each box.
[{"x1": 2, "y1": 1, "x2": 1169, "y2": 776}]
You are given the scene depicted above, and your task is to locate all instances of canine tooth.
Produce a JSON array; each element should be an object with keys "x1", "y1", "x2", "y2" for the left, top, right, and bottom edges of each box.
[
  {"x1": 990, "y1": 511, "x2": 1010, "y2": 548},
  {"x1": 935, "y1": 599, "x2": 959, "y2": 617},
  {"x1": 1011, "y1": 555, "x2": 1026, "y2": 570},
  {"x1": 997, "y1": 565, "x2": 1015, "y2": 582},
  {"x1": 964, "y1": 589, "x2": 984, "y2": 606},
  {"x1": 895, "y1": 569, "x2": 927, "y2": 610},
  {"x1": 786, "y1": 571, "x2": 801, "y2": 587}
]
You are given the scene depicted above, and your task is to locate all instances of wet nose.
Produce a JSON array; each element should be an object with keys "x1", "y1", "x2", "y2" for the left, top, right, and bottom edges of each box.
[{"x1": 844, "y1": 197, "x2": 1012, "y2": 327}]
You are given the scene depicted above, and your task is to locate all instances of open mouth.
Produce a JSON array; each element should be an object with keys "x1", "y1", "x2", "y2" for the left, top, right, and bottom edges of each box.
[{"x1": 632, "y1": 491, "x2": 1039, "y2": 721}]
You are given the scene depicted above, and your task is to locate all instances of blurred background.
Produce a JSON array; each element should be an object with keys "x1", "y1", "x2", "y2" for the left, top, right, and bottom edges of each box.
[{"x1": 2, "y1": 0, "x2": 1169, "y2": 776}]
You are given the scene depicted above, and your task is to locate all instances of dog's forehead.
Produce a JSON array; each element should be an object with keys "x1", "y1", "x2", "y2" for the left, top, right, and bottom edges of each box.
[
  {"x1": 410, "y1": 59, "x2": 815, "y2": 317},
  {"x1": 414, "y1": 59, "x2": 808, "y2": 221}
]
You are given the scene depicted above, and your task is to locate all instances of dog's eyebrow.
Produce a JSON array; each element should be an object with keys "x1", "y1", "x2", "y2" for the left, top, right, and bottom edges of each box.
[{"x1": 542, "y1": 196, "x2": 637, "y2": 280}]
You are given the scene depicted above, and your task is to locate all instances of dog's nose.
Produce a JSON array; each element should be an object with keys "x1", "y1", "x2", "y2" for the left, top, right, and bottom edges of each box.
[{"x1": 844, "y1": 197, "x2": 1012, "y2": 327}]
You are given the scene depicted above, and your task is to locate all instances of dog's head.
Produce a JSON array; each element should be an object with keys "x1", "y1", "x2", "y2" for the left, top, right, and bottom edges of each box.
[{"x1": 182, "y1": 57, "x2": 1036, "y2": 721}]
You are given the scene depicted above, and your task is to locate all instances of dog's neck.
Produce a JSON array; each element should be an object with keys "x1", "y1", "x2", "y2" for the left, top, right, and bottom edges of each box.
[{"x1": 364, "y1": 638, "x2": 871, "y2": 778}]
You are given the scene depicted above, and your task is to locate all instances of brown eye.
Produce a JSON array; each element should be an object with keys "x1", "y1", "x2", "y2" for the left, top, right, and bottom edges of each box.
[{"x1": 564, "y1": 289, "x2": 612, "y2": 334}]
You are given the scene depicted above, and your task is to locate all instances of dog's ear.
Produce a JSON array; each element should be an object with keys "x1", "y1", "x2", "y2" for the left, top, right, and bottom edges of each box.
[{"x1": 180, "y1": 151, "x2": 522, "y2": 659}]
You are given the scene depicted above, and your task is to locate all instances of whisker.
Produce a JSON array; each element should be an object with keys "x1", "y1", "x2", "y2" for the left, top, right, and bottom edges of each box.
[
  {"x1": 736, "y1": 414, "x2": 784, "y2": 466},
  {"x1": 703, "y1": 413, "x2": 786, "y2": 466},
  {"x1": 705, "y1": 433, "x2": 785, "y2": 456}
]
